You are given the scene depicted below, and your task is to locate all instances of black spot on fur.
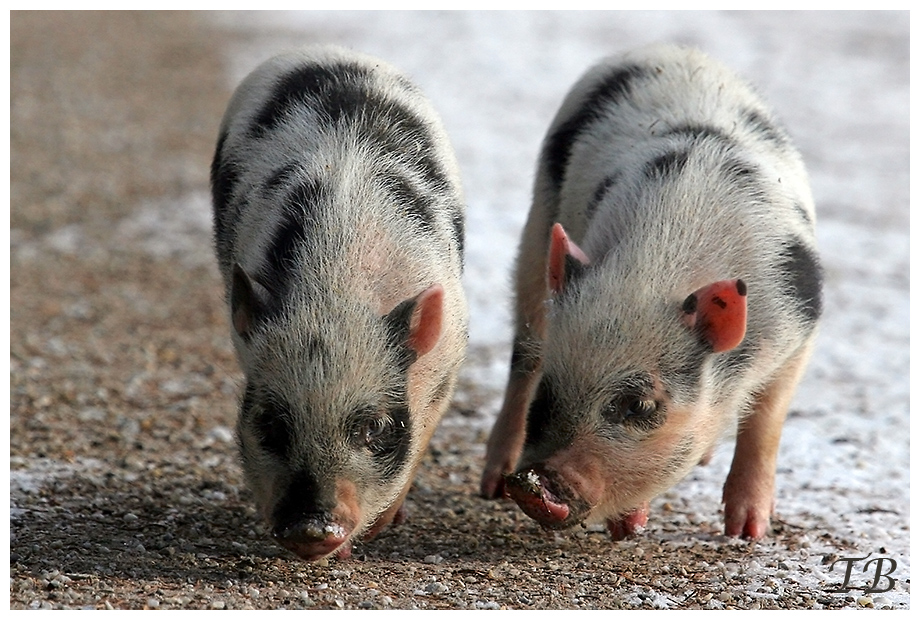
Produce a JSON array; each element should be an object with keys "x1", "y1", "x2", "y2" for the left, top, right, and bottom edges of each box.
[
  {"x1": 253, "y1": 179, "x2": 327, "y2": 317},
  {"x1": 373, "y1": 405, "x2": 412, "y2": 481},
  {"x1": 451, "y1": 210, "x2": 465, "y2": 264},
  {"x1": 645, "y1": 149, "x2": 691, "y2": 179},
  {"x1": 543, "y1": 64, "x2": 650, "y2": 194},
  {"x1": 379, "y1": 172, "x2": 436, "y2": 234},
  {"x1": 777, "y1": 239, "x2": 823, "y2": 323},
  {"x1": 250, "y1": 61, "x2": 451, "y2": 200},
  {"x1": 792, "y1": 202, "x2": 813, "y2": 225},
  {"x1": 715, "y1": 340, "x2": 756, "y2": 380},
  {"x1": 720, "y1": 156, "x2": 767, "y2": 199},
  {"x1": 384, "y1": 297, "x2": 420, "y2": 372},
  {"x1": 665, "y1": 123, "x2": 732, "y2": 144},
  {"x1": 211, "y1": 130, "x2": 240, "y2": 261},
  {"x1": 243, "y1": 385, "x2": 294, "y2": 458},
  {"x1": 743, "y1": 108, "x2": 789, "y2": 147},
  {"x1": 262, "y1": 162, "x2": 300, "y2": 197},
  {"x1": 585, "y1": 174, "x2": 619, "y2": 221},
  {"x1": 250, "y1": 62, "x2": 371, "y2": 137},
  {"x1": 524, "y1": 379, "x2": 558, "y2": 449}
]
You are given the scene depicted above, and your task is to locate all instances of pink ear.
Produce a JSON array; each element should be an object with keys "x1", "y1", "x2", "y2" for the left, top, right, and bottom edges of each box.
[
  {"x1": 681, "y1": 279, "x2": 747, "y2": 353},
  {"x1": 548, "y1": 223, "x2": 590, "y2": 295},
  {"x1": 407, "y1": 284, "x2": 444, "y2": 357}
]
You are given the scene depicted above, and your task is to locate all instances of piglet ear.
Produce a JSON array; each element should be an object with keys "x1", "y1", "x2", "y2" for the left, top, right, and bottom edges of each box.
[
  {"x1": 385, "y1": 284, "x2": 444, "y2": 364},
  {"x1": 231, "y1": 263, "x2": 272, "y2": 339},
  {"x1": 406, "y1": 284, "x2": 443, "y2": 357},
  {"x1": 548, "y1": 223, "x2": 590, "y2": 295},
  {"x1": 681, "y1": 279, "x2": 747, "y2": 353}
]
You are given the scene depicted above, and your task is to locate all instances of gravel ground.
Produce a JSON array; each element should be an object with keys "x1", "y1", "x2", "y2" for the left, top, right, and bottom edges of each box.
[{"x1": 8, "y1": 11, "x2": 908, "y2": 610}]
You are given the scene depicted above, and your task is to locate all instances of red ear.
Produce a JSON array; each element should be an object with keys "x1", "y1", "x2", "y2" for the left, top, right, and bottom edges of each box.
[
  {"x1": 407, "y1": 284, "x2": 444, "y2": 357},
  {"x1": 548, "y1": 223, "x2": 590, "y2": 295},
  {"x1": 681, "y1": 279, "x2": 747, "y2": 353}
]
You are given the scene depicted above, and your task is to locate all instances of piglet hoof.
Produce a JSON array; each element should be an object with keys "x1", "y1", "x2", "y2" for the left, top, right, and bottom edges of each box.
[
  {"x1": 723, "y1": 504, "x2": 771, "y2": 540},
  {"x1": 722, "y1": 483, "x2": 774, "y2": 539},
  {"x1": 392, "y1": 502, "x2": 409, "y2": 525},
  {"x1": 480, "y1": 466, "x2": 510, "y2": 500},
  {"x1": 363, "y1": 502, "x2": 409, "y2": 541},
  {"x1": 606, "y1": 502, "x2": 650, "y2": 541},
  {"x1": 334, "y1": 541, "x2": 353, "y2": 560}
]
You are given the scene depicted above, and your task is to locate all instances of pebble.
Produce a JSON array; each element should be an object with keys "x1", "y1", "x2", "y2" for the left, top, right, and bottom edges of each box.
[
  {"x1": 873, "y1": 596, "x2": 892, "y2": 609},
  {"x1": 424, "y1": 582, "x2": 449, "y2": 595}
]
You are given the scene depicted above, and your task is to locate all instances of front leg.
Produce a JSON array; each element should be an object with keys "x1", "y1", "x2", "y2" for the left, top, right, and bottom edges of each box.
[
  {"x1": 480, "y1": 338, "x2": 542, "y2": 498},
  {"x1": 723, "y1": 339, "x2": 814, "y2": 539}
]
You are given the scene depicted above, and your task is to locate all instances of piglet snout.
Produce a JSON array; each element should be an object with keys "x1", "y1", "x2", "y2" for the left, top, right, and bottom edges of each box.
[
  {"x1": 504, "y1": 467, "x2": 581, "y2": 529},
  {"x1": 272, "y1": 514, "x2": 350, "y2": 562}
]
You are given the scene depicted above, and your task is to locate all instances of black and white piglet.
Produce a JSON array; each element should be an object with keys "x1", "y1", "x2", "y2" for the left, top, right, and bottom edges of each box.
[
  {"x1": 482, "y1": 44, "x2": 822, "y2": 541},
  {"x1": 212, "y1": 46, "x2": 468, "y2": 561}
]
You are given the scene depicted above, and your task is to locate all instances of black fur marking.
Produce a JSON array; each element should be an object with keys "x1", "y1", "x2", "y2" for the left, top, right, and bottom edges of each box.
[
  {"x1": 665, "y1": 123, "x2": 732, "y2": 144},
  {"x1": 562, "y1": 254, "x2": 589, "y2": 292},
  {"x1": 792, "y1": 202, "x2": 813, "y2": 225},
  {"x1": 384, "y1": 297, "x2": 420, "y2": 372},
  {"x1": 262, "y1": 162, "x2": 300, "y2": 197},
  {"x1": 543, "y1": 64, "x2": 650, "y2": 194},
  {"x1": 585, "y1": 174, "x2": 619, "y2": 222},
  {"x1": 249, "y1": 61, "x2": 452, "y2": 198},
  {"x1": 524, "y1": 379, "x2": 558, "y2": 449},
  {"x1": 663, "y1": 346, "x2": 707, "y2": 404},
  {"x1": 644, "y1": 149, "x2": 691, "y2": 180},
  {"x1": 210, "y1": 131, "x2": 240, "y2": 258},
  {"x1": 379, "y1": 172, "x2": 436, "y2": 234},
  {"x1": 372, "y1": 405, "x2": 412, "y2": 481},
  {"x1": 243, "y1": 385, "x2": 294, "y2": 458},
  {"x1": 715, "y1": 340, "x2": 756, "y2": 380},
  {"x1": 720, "y1": 156, "x2": 768, "y2": 199},
  {"x1": 248, "y1": 179, "x2": 327, "y2": 320},
  {"x1": 777, "y1": 239, "x2": 823, "y2": 323},
  {"x1": 451, "y1": 210, "x2": 465, "y2": 263},
  {"x1": 250, "y1": 62, "x2": 371, "y2": 137},
  {"x1": 743, "y1": 108, "x2": 789, "y2": 147}
]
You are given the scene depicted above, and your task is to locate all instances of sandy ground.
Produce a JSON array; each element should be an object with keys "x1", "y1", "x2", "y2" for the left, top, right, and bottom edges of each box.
[{"x1": 8, "y1": 11, "x2": 909, "y2": 610}]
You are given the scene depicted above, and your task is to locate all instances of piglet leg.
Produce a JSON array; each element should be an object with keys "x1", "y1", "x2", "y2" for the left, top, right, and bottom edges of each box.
[
  {"x1": 481, "y1": 337, "x2": 541, "y2": 498},
  {"x1": 722, "y1": 340, "x2": 814, "y2": 539},
  {"x1": 606, "y1": 502, "x2": 650, "y2": 541}
]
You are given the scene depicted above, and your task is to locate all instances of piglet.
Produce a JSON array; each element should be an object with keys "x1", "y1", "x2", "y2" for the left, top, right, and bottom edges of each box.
[
  {"x1": 481, "y1": 44, "x2": 822, "y2": 541},
  {"x1": 212, "y1": 45, "x2": 468, "y2": 561}
]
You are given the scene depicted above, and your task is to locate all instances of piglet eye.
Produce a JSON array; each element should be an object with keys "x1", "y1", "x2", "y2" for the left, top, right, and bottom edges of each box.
[
  {"x1": 363, "y1": 415, "x2": 391, "y2": 445},
  {"x1": 626, "y1": 399, "x2": 658, "y2": 419}
]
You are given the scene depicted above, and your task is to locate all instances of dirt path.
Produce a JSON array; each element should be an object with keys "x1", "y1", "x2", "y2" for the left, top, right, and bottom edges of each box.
[{"x1": 9, "y1": 12, "x2": 904, "y2": 610}]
